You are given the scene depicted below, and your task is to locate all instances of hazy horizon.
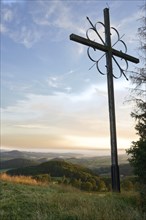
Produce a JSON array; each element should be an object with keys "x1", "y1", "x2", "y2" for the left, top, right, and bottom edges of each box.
[{"x1": 1, "y1": 147, "x2": 127, "y2": 157}]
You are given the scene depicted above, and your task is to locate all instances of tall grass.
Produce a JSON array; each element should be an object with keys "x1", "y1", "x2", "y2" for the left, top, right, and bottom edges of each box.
[
  {"x1": 0, "y1": 179, "x2": 145, "y2": 220},
  {"x1": 0, "y1": 173, "x2": 43, "y2": 186}
]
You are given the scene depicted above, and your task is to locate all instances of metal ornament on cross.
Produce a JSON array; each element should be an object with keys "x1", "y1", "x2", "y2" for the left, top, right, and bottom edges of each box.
[{"x1": 69, "y1": 8, "x2": 139, "y2": 193}]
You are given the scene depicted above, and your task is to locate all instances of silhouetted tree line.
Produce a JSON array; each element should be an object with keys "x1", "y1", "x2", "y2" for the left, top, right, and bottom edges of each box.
[{"x1": 126, "y1": 3, "x2": 146, "y2": 211}]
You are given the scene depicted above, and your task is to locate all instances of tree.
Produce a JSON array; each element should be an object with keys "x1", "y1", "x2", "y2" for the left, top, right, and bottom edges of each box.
[
  {"x1": 126, "y1": 4, "x2": 146, "y2": 185},
  {"x1": 33, "y1": 174, "x2": 51, "y2": 183},
  {"x1": 121, "y1": 179, "x2": 134, "y2": 191},
  {"x1": 127, "y1": 140, "x2": 146, "y2": 183},
  {"x1": 81, "y1": 181, "x2": 93, "y2": 191},
  {"x1": 70, "y1": 178, "x2": 81, "y2": 189},
  {"x1": 97, "y1": 180, "x2": 107, "y2": 192}
]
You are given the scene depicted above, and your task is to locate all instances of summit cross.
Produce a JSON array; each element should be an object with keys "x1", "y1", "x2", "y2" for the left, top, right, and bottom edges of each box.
[{"x1": 69, "y1": 8, "x2": 139, "y2": 192}]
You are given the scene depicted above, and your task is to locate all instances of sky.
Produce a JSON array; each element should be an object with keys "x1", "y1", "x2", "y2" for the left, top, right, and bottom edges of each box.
[{"x1": 1, "y1": 0, "x2": 145, "y2": 154}]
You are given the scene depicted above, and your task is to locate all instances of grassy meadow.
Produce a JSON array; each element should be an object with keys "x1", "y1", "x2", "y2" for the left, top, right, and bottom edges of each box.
[{"x1": 0, "y1": 174, "x2": 145, "y2": 220}]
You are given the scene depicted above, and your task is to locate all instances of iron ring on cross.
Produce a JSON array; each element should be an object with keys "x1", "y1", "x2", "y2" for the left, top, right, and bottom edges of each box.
[{"x1": 86, "y1": 19, "x2": 129, "y2": 79}]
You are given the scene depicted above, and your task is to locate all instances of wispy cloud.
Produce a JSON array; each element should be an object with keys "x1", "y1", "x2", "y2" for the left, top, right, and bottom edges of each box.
[
  {"x1": 1, "y1": 77, "x2": 136, "y2": 149},
  {"x1": 115, "y1": 10, "x2": 143, "y2": 45},
  {"x1": 1, "y1": 83, "x2": 106, "y2": 127},
  {"x1": 1, "y1": 5, "x2": 42, "y2": 47},
  {"x1": 0, "y1": 23, "x2": 8, "y2": 33},
  {"x1": 47, "y1": 77, "x2": 59, "y2": 88},
  {"x1": 2, "y1": 7, "x2": 13, "y2": 21},
  {"x1": 14, "y1": 124, "x2": 51, "y2": 129},
  {"x1": 1, "y1": 1, "x2": 86, "y2": 48}
]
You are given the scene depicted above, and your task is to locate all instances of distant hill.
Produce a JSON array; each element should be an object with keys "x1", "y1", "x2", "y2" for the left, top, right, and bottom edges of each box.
[
  {"x1": 1, "y1": 150, "x2": 25, "y2": 160},
  {"x1": 0, "y1": 150, "x2": 83, "y2": 161},
  {"x1": 65, "y1": 154, "x2": 129, "y2": 168},
  {"x1": 7, "y1": 160, "x2": 99, "y2": 181},
  {"x1": 0, "y1": 158, "x2": 39, "y2": 170},
  {"x1": 92, "y1": 163, "x2": 133, "y2": 176},
  {"x1": 1, "y1": 149, "x2": 133, "y2": 176}
]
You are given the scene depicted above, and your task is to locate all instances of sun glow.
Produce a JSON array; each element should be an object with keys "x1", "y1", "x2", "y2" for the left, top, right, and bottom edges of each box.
[{"x1": 64, "y1": 135, "x2": 110, "y2": 149}]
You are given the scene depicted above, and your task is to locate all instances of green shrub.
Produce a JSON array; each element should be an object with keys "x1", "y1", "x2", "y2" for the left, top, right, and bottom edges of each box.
[
  {"x1": 33, "y1": 174, "x2": 51, "y2": 183},
  {"x1": 139, "y1": 184, "x2": 146, "y2": 212},
  {"x1": 121, "y1": 180, "x2": 134, "y2": 191}
]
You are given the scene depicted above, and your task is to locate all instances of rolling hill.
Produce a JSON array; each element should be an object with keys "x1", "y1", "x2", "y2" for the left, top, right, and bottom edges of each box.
[
  {"x1": 92, "y1": 163, "x2": 133, "y2": 176},
  {"x1": 0, "y1": 158, "x2": 39, "y2": 170},
  {"x1": 7, "y1": 159, "x2": 99, "y2": 181},
  {"x1": 0, "y1": 149, "x2": 83, "y2": 161}
]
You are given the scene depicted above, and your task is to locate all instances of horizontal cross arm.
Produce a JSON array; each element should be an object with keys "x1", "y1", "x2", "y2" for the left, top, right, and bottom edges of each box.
[
  {"x1": 70, "y1": 34, "x2": 139, "y2": 64},
  {"x1": 112, "y1": 48, "x2": 139, "y2": 64},
  {"x1": 70, "y1": 33, "x2": 108, "y2": 53}
]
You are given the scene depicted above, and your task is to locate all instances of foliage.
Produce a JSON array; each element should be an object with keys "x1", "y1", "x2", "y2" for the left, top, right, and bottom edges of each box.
[
  {"x1": 6, "y1": 160, "x2": 109, "y2": 192},
  {"x1": 0, "y1": 180, "x2": 145, "y2": 220},
  {"x1": 130, "y1": 102, "x2": 146, "y2": 140},
  {"x1": 127, "y1": 140, "x2": 146, "y2": 184},
  {"x1": 97, "y1": 180, "x2": 107, "y2": 192},
  {"x1": 128, "y1": 3, "x2": 146, "y2": 139},
  {"x1": 121, "y1": 180, "x2": 134, "y2": 191},
  {"x1": 7, "y1": 160, "x2": 95, "y2": 180},
  {"x1": 81, "y1": 181, "x2": 93, "y2": 191},
  {"x1": 93, "y1": 163, "x2": 133, "y2": 176},
  {"x1": 32, "y1": 174, "x2": 51, "y2": 183},
  {"x1": 126, "y1": 3, "x2": 146, "y2": 185},
  {"x1": 139, "y1": 184, "x2": 146, "y2": 212}
]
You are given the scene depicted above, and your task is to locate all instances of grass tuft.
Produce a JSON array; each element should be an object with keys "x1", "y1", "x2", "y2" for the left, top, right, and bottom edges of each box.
[{"x1": 0, "y1": 173, "x2": 44, "y2": 186}]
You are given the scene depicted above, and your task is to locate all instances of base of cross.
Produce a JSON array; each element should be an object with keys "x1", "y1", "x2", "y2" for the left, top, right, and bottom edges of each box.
[{"x1": 111, "y1": 164, "x2": 120, "y2": 192}]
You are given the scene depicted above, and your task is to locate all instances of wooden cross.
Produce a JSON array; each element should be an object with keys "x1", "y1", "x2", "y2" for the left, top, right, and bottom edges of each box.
[{"x1": 69, "y1": 8, "x2": 139, "y2": 192}]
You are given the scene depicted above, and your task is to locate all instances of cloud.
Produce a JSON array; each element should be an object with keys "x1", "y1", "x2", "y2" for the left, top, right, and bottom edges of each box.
[
  {"x1": 0, "y1": 7, "x2": 14, "y2": 33},
  {"x1": 1, "y1": 4, "x2": 43, "y2": 47},
  {"x1": 14, "y1": 124, "x2": 50, "y2": 129},
  {"x1": 64, "y1": 135, "x2": 110, "y2": 149},
  {"x1": 1, "y1": 133, "x2": 68, "y2": 149},
  {"x1": 1, "y1": 1, "x2": 86, "y2": 48},
  {"x1": 0, "y1": 23, "x2": 8, "y2": 33},
  {"x1": 3, "y1": 9, "x2": 13, "y2": 21},
  {"x1": 9, "y1": 25, "x2": 43, "y2": 48},
  {"x1": 47, "y1": 77, "x2": 59, "y2": 88},
  {"x1": 0, "y1": 88, "x2": 91, "y2": 148},
  {"x1": 64, "y1": 87, "x2": 72, "y2": 93},
  {"x1": 1, "y1": 84, "x2": 106, "y2": 131},
  {"x1": 69, "y1": 84, "x2": 100, "y2": 102},
  {"x1": 115, "y1": 10, "x2": 142, "y2": 46},
  {"x1": 1, "y1": 77, "x2": 136, "y2": 149},
  {"x1": 45, "y1": 69, "x2": 81, "y2": 92},
  {"x1": 1, "y1": 1, "x2": 139, "y2": 150},
  {"x1": 31, "y1": 1, "x2": 83, "y2": 33}
]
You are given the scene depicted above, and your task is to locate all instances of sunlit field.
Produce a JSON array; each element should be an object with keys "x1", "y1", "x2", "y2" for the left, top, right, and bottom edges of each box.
[{"x1": 0, "y1": 175, "x2": 145, "y2": 220}]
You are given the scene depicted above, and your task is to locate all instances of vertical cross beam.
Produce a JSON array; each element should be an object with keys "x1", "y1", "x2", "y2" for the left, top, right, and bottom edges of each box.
[{"x1": 104, "y1": 8, "x2": 120, "y2": 192}]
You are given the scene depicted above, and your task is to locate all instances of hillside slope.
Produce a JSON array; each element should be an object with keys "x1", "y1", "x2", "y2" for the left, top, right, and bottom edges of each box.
[
  {"x1": 7, "y1": 159, "x2": 98, "y2": 181},
  {"x1": 0, "y1": 158, "x2": 39, "y2": 170}
]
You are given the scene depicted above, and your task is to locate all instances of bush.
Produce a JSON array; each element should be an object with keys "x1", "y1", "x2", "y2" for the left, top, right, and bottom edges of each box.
[
  {"x1": 81, "y1": 181, "x2": 93, "y2": 191},
  {"x1": 97, "y1": 180, "x2": 107, "y2": 192},
  {"x1": 33, "y1": 174, "x2": 51, "y2": 183},
  {"x1": 139, "y1": 184, "x2": 146, "y2": 212},
  {"x1": 121, "y1": 180, "x2": 134, "y2": 191}
]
